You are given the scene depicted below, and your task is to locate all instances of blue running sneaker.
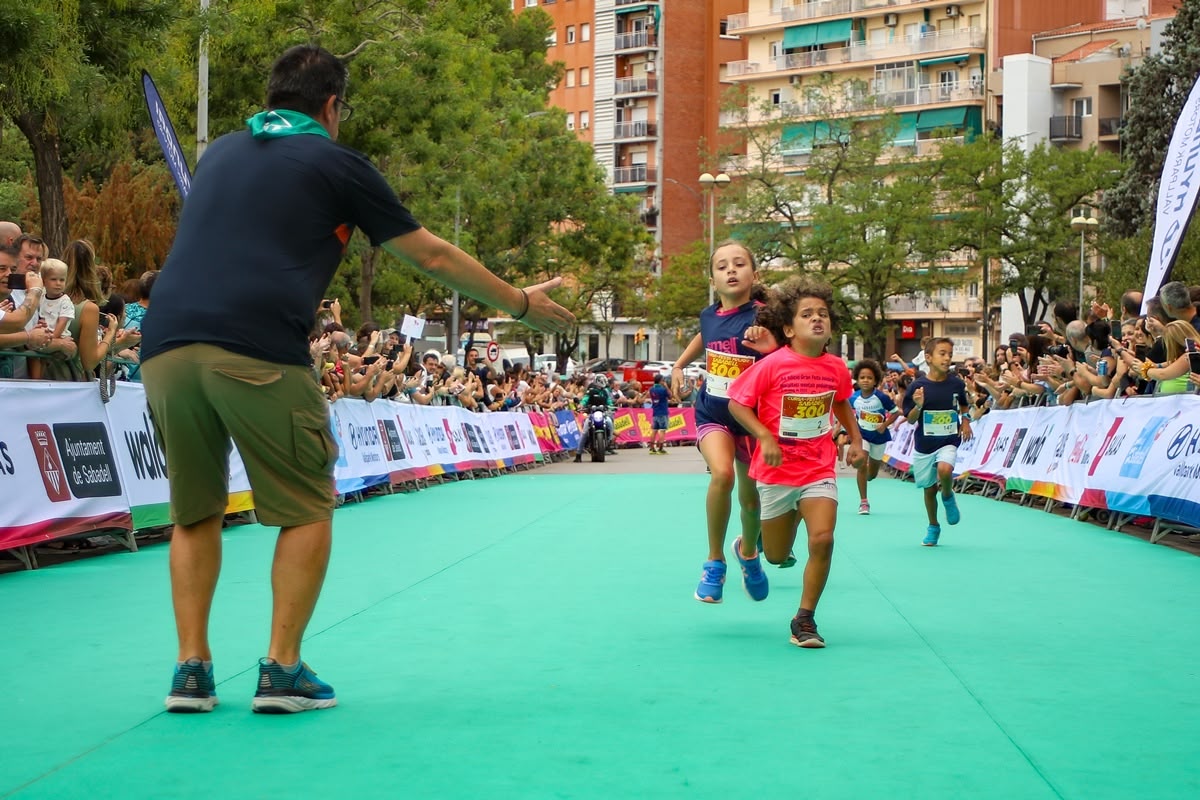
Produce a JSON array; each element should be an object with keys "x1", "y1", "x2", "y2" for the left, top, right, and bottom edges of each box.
[
  {"x1": 252, "y1": 658, "x2": 337, "y2": 714},
  {"x1": 731, "y1": 536, "x2": 769, "y2": 601},
  {"x1": 942, "y1": 492, "x2": 961, "y2": 525},
  {"x1": 923, "y1": 524, "x2": 941, "y2": 547},
  {"x1": 165, "y1": 657, "x2": 217, "y2": 713},
  {"x1": 695, "y1": 559, "x2": 726, "y2": 603}
]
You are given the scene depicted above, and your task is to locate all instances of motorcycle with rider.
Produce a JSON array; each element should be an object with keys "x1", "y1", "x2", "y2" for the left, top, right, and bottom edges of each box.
[{"x1": 575, "y1": 377, "x2": 617, "y2": 463}]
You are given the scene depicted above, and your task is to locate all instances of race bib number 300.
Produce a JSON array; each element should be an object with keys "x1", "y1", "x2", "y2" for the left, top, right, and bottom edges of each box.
[
  {"x1": 922, "y1": 409, "x2": 959, "y2": 437},
  {"x1": 705, "y1": 349, "x2": 755, "y2": 398},
  {"x1": 779, "y1": 391, "x2": 835, "y2": 440}
]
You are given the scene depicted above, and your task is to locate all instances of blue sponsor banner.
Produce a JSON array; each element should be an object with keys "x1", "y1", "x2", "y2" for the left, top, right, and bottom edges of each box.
[
  {"x1": 141, "y1": 70, "x2": 192, "y2": 199},
  {"x1": 553, "y1": 410, "x2": 581, "y2": 451}
]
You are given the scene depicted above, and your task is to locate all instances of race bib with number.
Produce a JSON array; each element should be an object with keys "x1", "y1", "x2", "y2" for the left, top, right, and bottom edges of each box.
[
  {"x1": 857, "y1": 409, "x2": 884, "y2": 428},
  {"x1": 779, "y1": 391, "x2": 835, "y2": 440},
  {"x1": 705, "y1": 349, "x2": 756, "y2": 399},
  {"x1": 922, "y1": 409, "x2": 959, "y2": 437}
]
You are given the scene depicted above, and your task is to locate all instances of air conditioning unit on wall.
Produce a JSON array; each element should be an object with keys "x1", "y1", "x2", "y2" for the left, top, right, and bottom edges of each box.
[
  {"x1": 884, "y1": 13, "x2": 899, "y2": 27},
  {"x1": 946, "y1": 5, "x2": 961, "y2": 17},
  {"x1": 789, "y1": 75, "x2": 801, "y2": 85}
]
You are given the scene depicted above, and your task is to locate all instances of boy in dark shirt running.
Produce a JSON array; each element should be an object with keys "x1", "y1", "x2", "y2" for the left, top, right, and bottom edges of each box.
[{"x1": 901, "y1": 338, "x2": 973, "y2": 546}]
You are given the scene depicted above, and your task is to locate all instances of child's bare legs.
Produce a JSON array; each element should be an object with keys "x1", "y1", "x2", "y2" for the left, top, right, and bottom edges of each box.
[
  {"x1": 760, "y1": 509, "x2": 799, "y2": 567},
  {"x1": 795, "y1": 498, "x2": 836, "y2": 612},
  {"x1": 923, "y1": 485, "x2": 939, "y2": 525},
  {"x1": 764, "y1": 501, "x2": 836, "y2": 609},
  {"x1": 28, "y1": 355, "x2": 43, "y2": 380},
  {"x1": 698, "y1": 432, "x2": 737, "y2": 561},
  {"x1": 856, "y1": 457, "x2": 880, "y2": 500},
  {"x1": 734, "y1": 458, "x2": 760, "y2": 558}
]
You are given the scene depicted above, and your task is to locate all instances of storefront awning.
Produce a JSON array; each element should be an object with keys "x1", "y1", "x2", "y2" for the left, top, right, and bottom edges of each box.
[
  {"x1": 782, "y1": 25, "x2": 817, "y2": 50},
  {"x1": 813, "y1": 19, "x2": 853, "y2": 46},
  {"x1": 916, "y1": 106, "x2": 969, "y2": 131},
  {"x1": 918, "y1": 54, "x2": 971, "y2": 67},
  {"x1": 894, "y1": 112, "x2": 919, "y2": 146}
]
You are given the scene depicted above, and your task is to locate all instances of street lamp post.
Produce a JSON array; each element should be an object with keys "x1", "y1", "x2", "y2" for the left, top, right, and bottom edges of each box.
[
  {"x1": 1070, "y1": 212, "x2": 1099, "y2": 311},
  {"x1": 699, "y1": 171, "x2": 731, "y2": 306}
]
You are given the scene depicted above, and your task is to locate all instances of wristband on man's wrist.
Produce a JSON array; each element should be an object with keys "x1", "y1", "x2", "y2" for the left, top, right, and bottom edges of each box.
[{"x1": 512, "y1": 288, "x2": 530, "y2": 321}]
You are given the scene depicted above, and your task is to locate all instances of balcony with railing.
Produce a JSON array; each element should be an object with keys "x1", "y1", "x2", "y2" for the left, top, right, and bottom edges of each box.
[
  {"x1": 1049, "y1": 115, "x2": 1083, "y2": 141},
  {"x1": 613, "y1": 121, "x2": 658, "y2": 140},
  {"x1": 725, "y1": 27, "x2": 985, "y2": 79},
  {"x1": 886, "y1": 294, "x2": 982, "y2": 318},
  {"x1": 613, "y1": 165, "x2": 657, "y2": 185},
  {"x1": 1098, "y1": 116, "x2": 1123, "y2": 138},
  {"x1": 615, "y1": 31, "x2": 658, "y2": 52},
  {"x1": 616, "y1": 0, "x2": 657, "y2": 5},
  {"x1": 730, "y1": 0, "x2": 951, "y2": 34},
  {"x1": 614, "y1": 76, "x2": 659, "y2": 96}
]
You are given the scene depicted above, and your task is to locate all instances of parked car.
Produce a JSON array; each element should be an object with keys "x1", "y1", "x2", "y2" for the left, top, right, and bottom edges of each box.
[{"x1": 582, "y1": 357, "x2": 627, "y2": 374}]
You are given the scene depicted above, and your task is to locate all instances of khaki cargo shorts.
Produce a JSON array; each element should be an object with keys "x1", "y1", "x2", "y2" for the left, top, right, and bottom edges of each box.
[{"x1": 141, "y1": 343, "x2": 337, "y2": 527}]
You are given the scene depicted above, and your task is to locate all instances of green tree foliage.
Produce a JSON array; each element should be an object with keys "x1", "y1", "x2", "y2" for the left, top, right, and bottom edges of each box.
[
  {"x1": 0, "y1": 0, "x2": 177, "y2": 255},
  {"x1": 645, "y1": 241, "x2": 710, "y2": 340},
  {"x1": 1104, "y1": 0, "x2": 1200, "y2": 237},
  {"x1": 941, "y1": 137, "x2": 1121, "y2": 330},
  {"x1": 719, "y1": 84, "x2": 952, "y2": 358}
]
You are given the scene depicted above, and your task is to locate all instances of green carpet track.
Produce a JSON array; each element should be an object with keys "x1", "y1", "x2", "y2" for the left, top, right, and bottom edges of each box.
[{"x1": 1, "y1": 475, "x2": 1197, "y2": 799}]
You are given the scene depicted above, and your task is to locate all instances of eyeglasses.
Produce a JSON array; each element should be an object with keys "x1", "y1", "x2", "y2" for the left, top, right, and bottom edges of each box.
[{"x1": 336, "y1": 97, "x2": 354, "y2": 122}]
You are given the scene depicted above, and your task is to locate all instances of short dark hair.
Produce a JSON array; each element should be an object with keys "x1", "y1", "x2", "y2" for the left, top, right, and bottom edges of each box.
[
  {"x1": 1120, "y1": 291, "x2": 1142, "y2": 318},
  {"x1": 266, "y1": 45, "x2": 348, "y2": 119},
  {"x1": 1052, "y1": 300, "x2": 1078, "y2": 325},
  {"x1": 1144, "y1": 296, "x2": 1169, "y2": 323},
  {"x1": 14, "y1": 234, "x2": 45, "y2": 254},
  {"x1": 855, "y1": 358, "x2": 883, "y2": 385},
  {"x1": 924, "y1": 336, "x2": 954, "y2": 356}
]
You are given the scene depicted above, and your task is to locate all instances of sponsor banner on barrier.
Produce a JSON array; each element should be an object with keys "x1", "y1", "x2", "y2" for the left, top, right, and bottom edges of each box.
[
  {"x1": 367, "y1": 401, "x2": 541, "y2": 485},
  {"x1": 330, "y1": 399, "x2": 391, "y2": 494},
  {"x1": 105, "y1": 383, "x2": 254, "y2": 528},
  {"x1": 528, "y1": 410, "x2": 564, "y2": 455},
  {"x1": 553, "y1": 410, "x2": 581, "y2": 452},
  {"x1": 608, "y1": 408, "x2": 697, "y2": 444},
  {"x1": 884, "y1": 395, "x2": 1200, "y2": 527},
  {"x1": 0, "y1": 383, "x2": 132, "y2": 548}
]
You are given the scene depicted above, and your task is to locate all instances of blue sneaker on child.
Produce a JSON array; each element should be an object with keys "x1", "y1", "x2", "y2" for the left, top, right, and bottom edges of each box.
[
  {"x1": 731, "y1": 536, "x2": 769, "y2": 601},
  {"x1": 694, "y1": 559, "x2": 727, "y2": 603},
  {"x1": 923, "y1": 524, "x2": 941, "y2": 547},
  {"x1": 252, "y1": 658, "x2": 337, "y2": 714},
  {"x1": 165, "y1": 657, "x2": 217, "y2": 713},
  {"x1": 942, "y1": 493, "x2": 961, "y2": 525}
]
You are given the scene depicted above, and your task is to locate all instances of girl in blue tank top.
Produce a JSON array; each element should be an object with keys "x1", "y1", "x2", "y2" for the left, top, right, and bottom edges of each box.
[{"x1": 670, "y1": 240, "x2": 782, "y2": 605}]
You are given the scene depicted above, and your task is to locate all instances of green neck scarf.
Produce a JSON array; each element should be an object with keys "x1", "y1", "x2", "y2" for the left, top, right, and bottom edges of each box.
[{"x1": 245, "y1": 109, "x2": 330, "y2": 140}]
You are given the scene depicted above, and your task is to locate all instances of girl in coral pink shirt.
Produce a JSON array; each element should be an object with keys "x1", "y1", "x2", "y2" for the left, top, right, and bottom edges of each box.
[{"x1": 728, "y1": 276, "x2": 865, "y2": 649}]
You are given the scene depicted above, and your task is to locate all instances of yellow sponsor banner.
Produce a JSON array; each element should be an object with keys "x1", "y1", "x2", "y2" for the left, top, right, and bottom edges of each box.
[
  {"x1": 613, "y1": 414, "x2": 635, "y2": 435},
  {"x1": 667, "y1": 412, "x2": 689, "y2": 433}
]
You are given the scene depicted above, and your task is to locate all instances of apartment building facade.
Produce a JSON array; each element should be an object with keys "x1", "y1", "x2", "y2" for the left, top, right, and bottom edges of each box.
[
  {"x1": 517, "y1": 0, "x2": 746, "y2": 361},
  {"x1": 990, "y1": 0, "x2": 1180, "y2": 338},
  {"x1": 723, "y1": 0, "x2": 1109, "y2": 361}
]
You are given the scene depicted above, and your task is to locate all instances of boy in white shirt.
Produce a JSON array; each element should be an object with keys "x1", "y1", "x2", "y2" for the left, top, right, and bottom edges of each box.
[{"x1": 29, "y1": 258, "x2": 74, "y2": 380}]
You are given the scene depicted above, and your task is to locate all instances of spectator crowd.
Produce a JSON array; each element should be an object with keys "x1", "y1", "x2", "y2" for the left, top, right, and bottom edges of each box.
[{"x1": 2, "y1": 216, "x2": 1196, "y2": 420}]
